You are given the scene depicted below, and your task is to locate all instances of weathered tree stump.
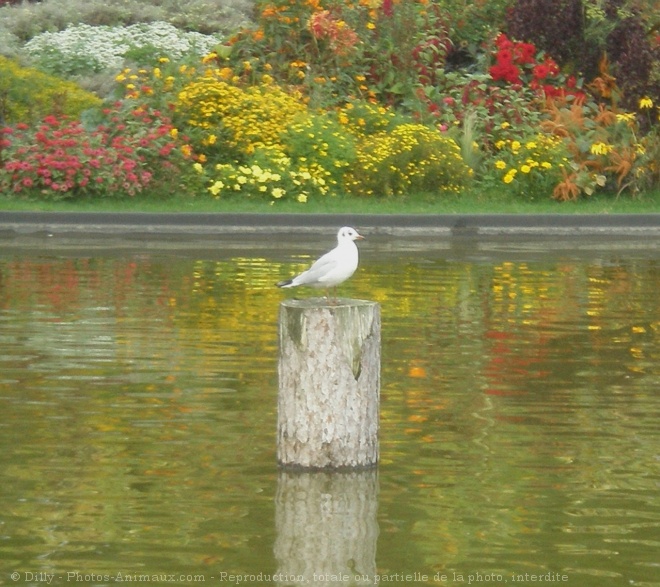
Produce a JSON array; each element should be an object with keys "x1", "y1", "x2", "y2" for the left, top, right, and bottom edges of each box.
[
  {"x1": 274, "y1": 469, "x2": 379, "y2": 586},
  {"x1": 277, "y1": 298, "x2": 380, "y2": 469}
]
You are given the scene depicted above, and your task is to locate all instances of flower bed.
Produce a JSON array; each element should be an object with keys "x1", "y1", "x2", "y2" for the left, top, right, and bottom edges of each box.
[{"x1": 1, "y1": 0, "x2": 659, "y2": 203}]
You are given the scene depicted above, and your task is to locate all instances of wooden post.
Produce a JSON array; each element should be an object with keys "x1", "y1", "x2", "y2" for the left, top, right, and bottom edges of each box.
[{"x1": 277, "y1": 298, "x2": 380, "y2": 469}]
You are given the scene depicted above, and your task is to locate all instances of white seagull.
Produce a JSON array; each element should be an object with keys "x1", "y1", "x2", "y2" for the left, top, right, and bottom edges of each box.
[{"x1": 277, "y1": 227, "x2": 364, "y2": 300}]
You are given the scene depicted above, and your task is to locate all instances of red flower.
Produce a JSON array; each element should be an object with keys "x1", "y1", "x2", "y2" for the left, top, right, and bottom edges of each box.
[
  {"x1": 495, "y1": 33, "x2": 514, "y2": 50},
  {"x1": 496, "y1": 48, "x2": 513, "y2": 64},
  {"x1": 533, "y1": 63, "x2": 551, "y2": 80},
  {"x1": 489, "y1": 62, "x2": 521, "y2": 84},
  {"x1": 544, "y1": 57, "x2": 560, "y2": 76},
  {"x1": 514, "y1": 42, "x2": 536, "y2": 65}
]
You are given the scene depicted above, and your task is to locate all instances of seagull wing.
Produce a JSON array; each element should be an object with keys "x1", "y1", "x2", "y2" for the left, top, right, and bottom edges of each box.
[{"x1": 291, "y1": 249, "x2": 340, "y2": 286}]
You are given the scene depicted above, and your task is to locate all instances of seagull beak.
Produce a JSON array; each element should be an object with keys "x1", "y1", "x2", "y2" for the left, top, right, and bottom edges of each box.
[{"x1": 356, "y1": 234, "x2": 365, "y2": 240}]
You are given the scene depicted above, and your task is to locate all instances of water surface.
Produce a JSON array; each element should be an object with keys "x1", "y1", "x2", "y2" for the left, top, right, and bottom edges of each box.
[{"x1": 0, "y1": 233, "x2": 659, "y2": 587}]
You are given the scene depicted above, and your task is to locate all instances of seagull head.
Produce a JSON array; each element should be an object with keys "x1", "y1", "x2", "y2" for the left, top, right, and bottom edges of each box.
[{"x1": 337, "y1": 226, "x2": 364, "y2": 243}]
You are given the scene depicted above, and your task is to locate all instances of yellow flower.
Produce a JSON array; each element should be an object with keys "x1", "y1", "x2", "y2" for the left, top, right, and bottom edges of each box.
[
  {"x1": 193, "y1": 162, "x2": 203, "y2": 173},
  {"x1": 639, "y1": 96, "x2": 653, "y2": 109},
  {"x1": 541, "y1": 162, "x2": 552, "y2": 169},
  {"x1": 520, "y1": 164, "x2": 531, "y2": 173},
  {"x1": 616, "y1": 112, "x2": 636, "y2": 123},
  {"x1": 590, "y1": 142, "x2": 613, "y2": 155},
  {"x1": 503, "y1": 169, "x2": 517, "y2": 184},
  {"x1": 272, "y1": 187, "x2": 285, "y2": 199},
  {"x1": 181, "y1": 145, "x2": 192, "y2": 158},
  {"x1": 495, "y1": 160, "x2": 507, "y2": 170},
  {"x1": 510, "y1": 140, "x2": 521, "y2": 153},
  {"x1": 366, "y1": 22, "x2": 376, "y2": 30},
  {"x1": 218, "y1": 67, "x2": 233, "y2": 79},
  {"x1": 169, "y1": 128, "x2": 179, "y2": 139},
  {"x1": 297, "y1": 194, "x2": 308, "y2": 203},
  {"x1": 153, "y1": 67, "x2": 161, "y2": 79},
  {"x1": 158, "y1": 57, "x2": 170, "y2": 64},
  {"x1": 205, "y1": 134, "x2": 217, "y2": 145},
  {"x1": 208, "y1": 181, "x2": 224, "y2": 196},
  {"x1": 500, "y1": 122, "x2": 510, "y2": 130}
]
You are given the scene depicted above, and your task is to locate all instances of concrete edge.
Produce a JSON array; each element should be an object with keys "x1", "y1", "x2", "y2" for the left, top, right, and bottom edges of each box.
[{"x1": 1, "y1": 212, "x2": 660, "y2": 237}]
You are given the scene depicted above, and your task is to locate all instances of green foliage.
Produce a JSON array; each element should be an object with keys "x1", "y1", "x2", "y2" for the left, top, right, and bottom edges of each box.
[
  {"x1": 3, "y1": 0, "x2": 659, "y2": 205},
  {"x1": 541, "y1": 96, "x2": 659, "y2": 199},
  {"x1": 345, "y1": 123, "x2": 473, "y2": 197},
  {"x1": 337, "y1": 99, "x2": 406, "y2": 137},
  {"x1": 0, "y1": 0, "x2": 250, "y2": 43},
  {"x1": 202, "y1": 154, "x2": 334, "y2": 204},
  {"x1": 281, "y1": 111, "x2": 357, "y2": 187},
  {"x1": 0, "y1": 103, "x2": 198, "y2": 200},
  {"x1": 175, "y1": 73, "x2": 307, "y2": 163},
  {"x1": 507, "y1": 0, "x2": 660, "y2": 116},
  {"x1": 22, "y1": 22, "x2": 222, "y2": 78},
  {"x1": 431, "y1": 72, "x2": 547, "y2": 150},
  {"x1": 486, "y1": 133, "x2": 570, "y2": 199},
  {"x1": 0, "y1": 55, "x2": 102, "y2": 123},
  {"x1": 226, "y1": 0, "x2": 455, "y2": 110}
]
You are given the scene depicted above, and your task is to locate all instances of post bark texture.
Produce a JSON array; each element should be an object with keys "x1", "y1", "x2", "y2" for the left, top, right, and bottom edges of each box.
[{"x1": 277, "y1": 298, "x2": 380, "y2": 469}]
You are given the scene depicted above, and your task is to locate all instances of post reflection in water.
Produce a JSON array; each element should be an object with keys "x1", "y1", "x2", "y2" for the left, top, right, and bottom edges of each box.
[
  {"x1": 0, "y1": 234, "x2": 658, "y2": 587},
  {"x1": 274, "y1": 469, "x2": 378, "y2": 586}
]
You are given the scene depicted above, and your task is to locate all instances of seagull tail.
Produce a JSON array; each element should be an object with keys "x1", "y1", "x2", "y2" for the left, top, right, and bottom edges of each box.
[{"x1": 276, "y1": 278, "x2": 294, "y2": 288}]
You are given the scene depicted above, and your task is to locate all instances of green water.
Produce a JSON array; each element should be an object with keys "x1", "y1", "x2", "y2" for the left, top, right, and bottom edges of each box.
[{"x1": 0, "y1": 234, "x2": 658, "y2": 587}]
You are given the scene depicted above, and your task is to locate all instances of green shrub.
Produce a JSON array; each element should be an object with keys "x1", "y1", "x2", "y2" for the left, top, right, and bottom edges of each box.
[
  {"x1": 281, "y1": 111, "x2": 357, "y2": 188},
  {"x1": 0, "y1": 104, "x2": 197, "y2": 200},
  {"x1": 202, "y1": 153, "x2": 333, "y2": 204},
  {"x1": 175, "y1": 74, "x2": 307, "y2": 162},
  {"x1": 345, "y1": 122, "x2": 473, "y2": 196},
  {"x1": 0, "y1": 55, "x2": 101, "y2": 123},
  {"x1": 0, "y1": 0, "x2": 251, "y2": 43},
  {"x1": 486, "y1": 133, "x2": 570, "y2": 199},
  {"x1": 22, "y1": 22, "x2": 222, "y2": 77}
]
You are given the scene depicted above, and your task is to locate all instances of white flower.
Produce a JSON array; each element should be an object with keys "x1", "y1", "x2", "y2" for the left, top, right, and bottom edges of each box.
[{"x1": 23, "y1": 22, "x2": 223, "y2": 76}]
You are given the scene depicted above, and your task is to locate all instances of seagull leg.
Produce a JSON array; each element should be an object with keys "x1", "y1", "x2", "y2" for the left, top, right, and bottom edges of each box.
[{"x1": 325, "y1": 287, "x2": 337, "y2": 305}]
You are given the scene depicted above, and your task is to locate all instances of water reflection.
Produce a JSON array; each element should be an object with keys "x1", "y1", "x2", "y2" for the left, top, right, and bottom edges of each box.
[
  {"x1": 0, "y1": 234, "x2": 659, "y2": 587},
  {"x1": 275, "y1": 470, "x2": 378, "y2": 586}
]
